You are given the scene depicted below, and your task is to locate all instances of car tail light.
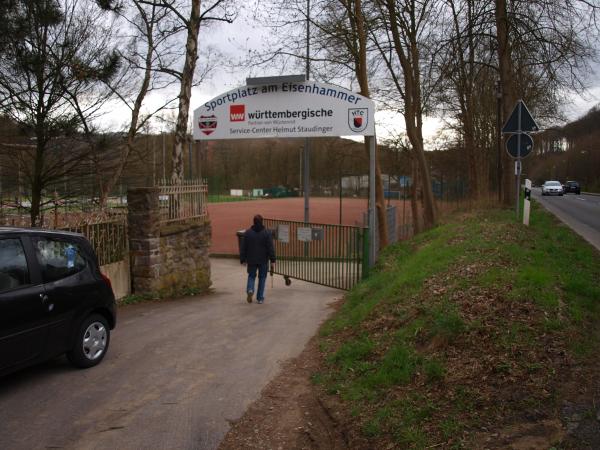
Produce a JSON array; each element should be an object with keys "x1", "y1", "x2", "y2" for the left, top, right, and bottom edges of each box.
[{"x1": 101, "y1": 272, "x2": 112, "y2": 290}]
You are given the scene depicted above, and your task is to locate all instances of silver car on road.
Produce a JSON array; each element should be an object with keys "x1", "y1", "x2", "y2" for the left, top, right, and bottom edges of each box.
[{"x1": 542, "y1": 180, "x2": 564, "y2": 196}]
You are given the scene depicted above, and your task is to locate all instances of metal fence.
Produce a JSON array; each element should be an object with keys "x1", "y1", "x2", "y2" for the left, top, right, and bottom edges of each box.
[
  {"x1": 158, "y1": 179, "x2": 208, "y2": 224},
  {"x1": 0, "y1": 202, "x2": 128, "y2": 267},
  {"x1": 0, "y1": 198, "x2": 127, "y2": 230},
  {"x1": 263, "y1": 218, "x2": 369, "y2": 291},
  {"x1": 61, "y1": 218, "x2": 128, "y2": 266}
]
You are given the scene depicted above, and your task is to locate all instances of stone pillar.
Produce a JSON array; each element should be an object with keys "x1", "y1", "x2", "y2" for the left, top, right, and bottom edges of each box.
[
  {"x1": 159, "y1": 220, "x2": 212, "y2": 295},
  {"x1": 127, "y1": 187, "x2": 161, "y2": 293}
]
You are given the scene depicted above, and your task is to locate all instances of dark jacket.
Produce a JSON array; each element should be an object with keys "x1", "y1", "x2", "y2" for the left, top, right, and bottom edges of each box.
[{"x1": 240, "y1": 224, "x2": 275, "y2": 265}]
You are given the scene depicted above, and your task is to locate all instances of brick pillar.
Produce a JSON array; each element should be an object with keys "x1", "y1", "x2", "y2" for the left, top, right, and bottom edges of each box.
[{"x1": 127, "y1": 187, "x2": 161, "y2": 293}]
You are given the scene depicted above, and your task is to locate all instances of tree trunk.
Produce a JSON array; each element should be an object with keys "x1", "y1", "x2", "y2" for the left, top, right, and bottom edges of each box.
[
  {"x1": 30, "y1": 141, "x2": 45, "y2": 227},
  {"x1": 464, "y1": 113, "x2": 482, "y2": 200},
  {"x1": 354, "y1": 0, "x2": 389, "y2": 249},
  {"x1": 385, "y1": 0, "x2": 437, "y2": 230},
  {"x1": 410, "y1": 156, "x2": 420, "y2": 234},
  {"x1": 408, "y1": 122, "x2": 437, "y2": 228},
  {"x1": 171, "y1": 0, "x2": 202, "y2": 184},
  {"x1": 495, "y1": 0, "x2": 517, "y2": 206},
  {"x1": 99, "y1": 2, "x2": 157, "y2": 204},
  {"x1": 448, "y1": 0, "x2": 484, "y2": 202},
  {"x1": 476, "y1": 144, "x2": 490, "y2": 200}
]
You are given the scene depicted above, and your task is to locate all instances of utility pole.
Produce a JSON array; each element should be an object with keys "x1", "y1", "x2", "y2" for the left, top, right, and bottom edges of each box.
[
  {"x1": 162, "y1": 132, "x2": 166, "y2": 182},
  {"x1": 303, "y1": 0, "x2": 311, "y2": 223},
  {"x1": 188, "y1": 139, "x2": 193, "y2": 179}
]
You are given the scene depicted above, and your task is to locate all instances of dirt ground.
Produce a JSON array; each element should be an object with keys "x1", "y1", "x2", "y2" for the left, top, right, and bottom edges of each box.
[
  {"x1": 217, "y1": 303, "x2": 385, "y2": 450},
  {"x1": 218, "y1": 308, "x2": 353, "y2": 450},
  {"x1": 219, "y1": 318, "x2": 600, "y2": 450},
  {"x1": 218, "y1": 338, "x2": 343, "y2": 450}
]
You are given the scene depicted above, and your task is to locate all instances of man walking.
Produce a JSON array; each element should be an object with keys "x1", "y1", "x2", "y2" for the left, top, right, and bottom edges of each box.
[{"x1": 240, "y1": 214, "x2": 275, "y2": 304}]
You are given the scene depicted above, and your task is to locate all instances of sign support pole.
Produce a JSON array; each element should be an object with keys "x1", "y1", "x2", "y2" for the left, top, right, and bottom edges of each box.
[
  {"x1": 304, "y1": 141, "x2": 310, "y2": 223},
  {"x1": 368, "y1": 136, "x2": 376, "y2": 267},
  {"x1": 502, "y1": 100, "x2": 539, "y2": 222}
]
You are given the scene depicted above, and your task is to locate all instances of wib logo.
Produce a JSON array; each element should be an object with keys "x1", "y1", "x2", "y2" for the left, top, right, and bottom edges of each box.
[{"x1": 230, "y1": 104, "x2": 245, "y2": 122}]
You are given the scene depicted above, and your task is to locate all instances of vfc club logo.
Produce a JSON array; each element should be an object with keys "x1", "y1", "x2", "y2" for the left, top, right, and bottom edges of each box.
[
  {"x1": 348, "y1": 108, "x2": 368, "y2": 132},
  {"x1": 199, "y1": 115, "x2": 217, "y2": 135},
  {"x1": 230, "y1": 104, "x2": 245, "y2": 122}
]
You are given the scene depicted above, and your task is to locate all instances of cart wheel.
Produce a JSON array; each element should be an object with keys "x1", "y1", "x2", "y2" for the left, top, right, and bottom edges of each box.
[{"x1": 284, "y1": 276, "x2": 292, "y2": 286}]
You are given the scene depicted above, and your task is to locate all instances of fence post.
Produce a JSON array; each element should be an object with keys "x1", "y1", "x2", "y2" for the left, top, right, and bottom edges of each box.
[{"x1": 361, "y1": 227, "x2": 370, "y2": 280}]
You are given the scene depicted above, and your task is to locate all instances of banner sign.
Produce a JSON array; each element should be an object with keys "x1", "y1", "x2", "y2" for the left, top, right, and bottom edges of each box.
[
  {"x1": 277, "y1": 224, "x2": 290, "y2": 244},
  {"x1": 193, "y1": 82, "x2": 376, "y2": 140},
  {"x1": 297, "y1": 227, "x2": 312, "y2": 242}
]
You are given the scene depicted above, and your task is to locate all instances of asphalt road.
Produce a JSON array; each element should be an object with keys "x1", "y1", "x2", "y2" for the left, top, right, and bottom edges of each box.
[
  {"x1": 532, "y1": 189, "x2": 600, "y2": 251},
  {"x1": 0, "y1": 259, "x2": 340, "y2": 450}
]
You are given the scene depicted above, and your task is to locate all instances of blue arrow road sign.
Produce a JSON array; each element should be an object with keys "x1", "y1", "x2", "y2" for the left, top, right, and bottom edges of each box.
[{"x1": 506, "y1": 133, "x2": 533, "y2": 158}]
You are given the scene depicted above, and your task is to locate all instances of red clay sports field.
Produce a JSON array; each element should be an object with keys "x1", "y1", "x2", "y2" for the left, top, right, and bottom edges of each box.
[{"x1": 208, "y1": 197, "x2": 414, "y2": 255}]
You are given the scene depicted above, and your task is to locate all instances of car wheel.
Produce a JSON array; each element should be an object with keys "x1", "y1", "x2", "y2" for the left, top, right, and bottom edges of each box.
[
  {"x1": 67, "y1": 314, "x2": 110, "y2": 368},
  {"x1": 559, "y1": 193, "x2": 563, "y2": 196}
]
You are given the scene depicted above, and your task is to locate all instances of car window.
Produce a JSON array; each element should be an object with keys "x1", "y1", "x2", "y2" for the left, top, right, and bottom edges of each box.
[
  {"x1": 34, "y1": 237, "x2": 87, "y2": 283},
  {"x1": 0, "y1": 238, "x2": 30, "y2": 291}
]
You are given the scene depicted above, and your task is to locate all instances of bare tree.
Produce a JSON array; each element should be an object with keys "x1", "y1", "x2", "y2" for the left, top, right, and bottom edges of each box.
[
  {"x1": 494, "y1": 0, "x2": 599, "y2": 205},
  {"x1": 0, "y1": 0, "x2": 120, "y2": 225},
  {"x1": 343, "y1": 0, "x2": 389, "y2": 247},
  {"x1": 439, "y1": 0, "x2": 494, "y2": 201},
  {"x1": 97, "y1": 0, "x2": 183, "y2": 203},
  {"x1": 259, "y1": 0, "x2": 390, "y2": 247},
  {"x1": 147, "y1": 0, "x2": 235, "y2": 184},
  {"x1": 369, "y1": 0, "x2": 441, "y2": 230}
]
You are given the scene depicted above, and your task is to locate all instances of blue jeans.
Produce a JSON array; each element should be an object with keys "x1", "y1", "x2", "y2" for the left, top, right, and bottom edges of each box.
[{"x1": 246, "y1": 263, "x2": 268, "y2": 300}]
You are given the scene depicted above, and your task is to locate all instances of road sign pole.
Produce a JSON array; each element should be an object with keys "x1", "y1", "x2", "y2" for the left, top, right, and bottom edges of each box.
[
  {"x1": 502, "y1": 100, "x2": 538, "y2": 221},
  {"x1": 304, "y1": 139, "x2": 310, "y2": 223}
]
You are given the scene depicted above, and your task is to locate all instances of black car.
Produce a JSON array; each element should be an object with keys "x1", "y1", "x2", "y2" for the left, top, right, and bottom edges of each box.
[
  {"x1": 563, "y1": 181, "x2": 581, "y2": 195},
  {"x1": 0, "y1": 228, "x2": 116, "y2": 377}
]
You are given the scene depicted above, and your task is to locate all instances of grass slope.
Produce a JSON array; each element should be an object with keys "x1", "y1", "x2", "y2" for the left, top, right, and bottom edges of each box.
[{"x1": 315, "y1": 204, "x2": 600, "y2": 448}]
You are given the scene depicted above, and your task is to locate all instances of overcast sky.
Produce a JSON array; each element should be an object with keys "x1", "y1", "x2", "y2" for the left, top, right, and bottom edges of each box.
[{"x1": 107, "y1": 4, "x2": 600, "y2": 142}]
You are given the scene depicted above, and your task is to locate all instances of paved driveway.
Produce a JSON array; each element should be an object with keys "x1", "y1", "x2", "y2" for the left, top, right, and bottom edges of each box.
[{"x1": 0, "y1": 259, "x2": 340, "y2": 450}]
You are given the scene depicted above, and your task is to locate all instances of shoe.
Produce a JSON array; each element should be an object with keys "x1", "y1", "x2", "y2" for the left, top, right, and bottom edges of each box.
[
  {"x1": 257, "y1": 299, "x2": 264, "y2": 304},
  {"x1": 246, "y1": 291, "x2": 253, "y2": 303}
]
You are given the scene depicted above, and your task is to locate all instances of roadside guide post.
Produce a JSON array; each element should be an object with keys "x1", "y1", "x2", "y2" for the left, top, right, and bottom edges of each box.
[
  {"x1": 523, "y1": 179, "x2": 532, "y2": 226},
  {"x1": 502, "y1": 100, "x2": 539, "y2": 220}
]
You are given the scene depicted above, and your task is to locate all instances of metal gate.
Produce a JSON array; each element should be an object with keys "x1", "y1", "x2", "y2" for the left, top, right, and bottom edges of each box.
[{"x1": 263, "y1": 218, "x2": 369, "y2": 290}]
